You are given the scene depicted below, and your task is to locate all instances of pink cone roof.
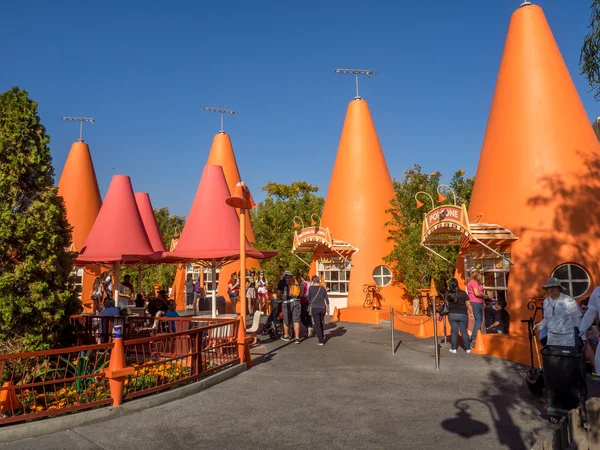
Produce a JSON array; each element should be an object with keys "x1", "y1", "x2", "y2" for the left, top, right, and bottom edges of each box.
[
  {"x1": 76, "y1": 175, "x2": 159, "y2": 264},
  {"x1": 168, "y1": 164, "x2": 276, "y2": 261},
  {"x1": 135, "y1": 192, "x2": 167, "y2": 252}
]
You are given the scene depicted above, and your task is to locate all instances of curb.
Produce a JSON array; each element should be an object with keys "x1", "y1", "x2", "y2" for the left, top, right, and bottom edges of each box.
[{"x1": 0, "y1": 363, "x2": 246, "y2": 443}]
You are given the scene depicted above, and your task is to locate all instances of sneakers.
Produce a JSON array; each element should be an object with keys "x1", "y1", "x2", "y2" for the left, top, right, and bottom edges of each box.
[
  {"x1": 466, "y1": 349, "x2": 471, "y2": 354},
  {"x1": 280, "y1": 335, "x2": 291, "y2": 342},
  {"x1": 308, "y1": 328, "x2": 314, "y2": 338},
  {"x1": 449, "y1": 349, "x2": 457, "y2": 354},
  {"x1": 295, "y1": 338, "x2": 301, "y2": 345},
  {"x1": 317, "y1": 342, "x2": 324, "y2": 346}
]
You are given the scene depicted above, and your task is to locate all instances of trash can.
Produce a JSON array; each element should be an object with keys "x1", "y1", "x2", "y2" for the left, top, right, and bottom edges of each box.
[{"x1": 541, "y1": 344, "x2": 587, "y2": 419}]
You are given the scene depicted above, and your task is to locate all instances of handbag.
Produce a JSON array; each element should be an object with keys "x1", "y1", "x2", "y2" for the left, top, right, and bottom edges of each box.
[{"x1": 437, "y1": 293, "x2": 450, "y2": 316}]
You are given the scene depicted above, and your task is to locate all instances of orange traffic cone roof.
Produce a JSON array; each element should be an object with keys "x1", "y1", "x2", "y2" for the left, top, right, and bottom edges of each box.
[
  {"x1": 206, "y1": 132, "x2": 255, "y2": 241},
  {"x1": 135, "y1": 192, "x2": 167, "y2": 252},
  {"x1": 466, "y1": 3, "x2": 600, "y2": 324},
  {"x1": 321, "y1": 98, "x2": 404, "y2": 307},
  {"x1": 76, "y1": 175, "x2": 156, "y2": 263},
  {"x1": 57, "y1": 141, "x2": 102, "y2": 251}
]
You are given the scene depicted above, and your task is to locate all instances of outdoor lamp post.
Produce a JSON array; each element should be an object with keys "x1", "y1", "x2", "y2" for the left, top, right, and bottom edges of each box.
[{"x1": 225, "y1": 182, "x2": 254, "y2": 366}]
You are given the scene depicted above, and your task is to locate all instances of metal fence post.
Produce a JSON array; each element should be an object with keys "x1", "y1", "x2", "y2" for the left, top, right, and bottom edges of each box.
[{"x1": 390, "y1": 307, "x2": 395, "y2": 355}]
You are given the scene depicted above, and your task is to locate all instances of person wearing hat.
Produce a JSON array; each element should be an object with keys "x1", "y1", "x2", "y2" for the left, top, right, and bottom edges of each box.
[{"x1": 535, "y1": 277, "x2": 582, "y2": 347}]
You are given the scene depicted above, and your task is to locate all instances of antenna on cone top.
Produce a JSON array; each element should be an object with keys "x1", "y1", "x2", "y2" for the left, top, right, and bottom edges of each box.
[
  {"x1": 203, "y1": 107, "x2": 238, "y2": 133},
  {"x1": 61, "y1": 117, "x2": 98, "y2": 142},
  {"x1": 520, "y1": 1, "x2": 532, "y2": 7},
  {"x1": 334, "y1": 68, "x2": 377, "y2": 100}
]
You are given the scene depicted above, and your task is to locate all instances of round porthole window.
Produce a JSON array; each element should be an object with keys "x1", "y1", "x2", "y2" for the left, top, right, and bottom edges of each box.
[
  {"x1": 551, "y1": 263, "x2": 590, "y2": 298},
  {"x1": 373, "y1": 266, "x2": 393, "y2": 287}
]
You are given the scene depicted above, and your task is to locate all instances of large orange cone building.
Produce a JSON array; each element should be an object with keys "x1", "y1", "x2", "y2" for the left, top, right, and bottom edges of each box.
[
  {"x1": 319, "y1": 98, "x2": 406, "y2": 321},
  {"x1": 456, "y1": 2, "x2": 600, "y2": 360},
  {"x1": 57, "y1": 141, "x2": 103, "y2": 309},
  {"x1": 171, "y1": 131, "x2": 259, "y2": 304}
]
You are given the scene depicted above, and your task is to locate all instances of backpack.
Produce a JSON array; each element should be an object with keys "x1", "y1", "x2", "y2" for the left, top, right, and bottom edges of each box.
[{"x1": 288, "y1": 282, "x2": 301, "y2": 298}]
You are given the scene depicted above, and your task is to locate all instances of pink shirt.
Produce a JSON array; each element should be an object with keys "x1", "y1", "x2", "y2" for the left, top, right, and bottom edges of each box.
[{"x1": 467, "y1": 280, "x2": 484, "y2": 304}]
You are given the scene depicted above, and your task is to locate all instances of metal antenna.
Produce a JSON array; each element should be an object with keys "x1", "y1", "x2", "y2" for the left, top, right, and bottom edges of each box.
[
  {"x1": 61, "y1": 117, "x2": 98, "y2": 142},
  {"x1": 334, "y1": 68, "x2": 377, "y2": 99},
  {"x1": 203, "y1": 107, "x2": 238, "y2": 133}
]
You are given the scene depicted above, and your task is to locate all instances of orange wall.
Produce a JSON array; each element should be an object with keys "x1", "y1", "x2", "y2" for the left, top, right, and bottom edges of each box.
[
  {"x1": 320, "y1": 98, "x2": 406, "y2": 309},
  {"x1": 463, "y1": 4, "x2": 600, "y2": 335}
]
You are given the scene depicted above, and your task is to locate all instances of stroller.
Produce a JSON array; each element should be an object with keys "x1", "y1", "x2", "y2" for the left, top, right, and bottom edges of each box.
[{"x1": 263, "y1": 299, "x2": 284, "y2": 340}]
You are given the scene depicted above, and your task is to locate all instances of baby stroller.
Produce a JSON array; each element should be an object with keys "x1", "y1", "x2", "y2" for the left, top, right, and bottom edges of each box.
[{"x1": 263, "y1": 299, "x2": 284, "y2": 340}]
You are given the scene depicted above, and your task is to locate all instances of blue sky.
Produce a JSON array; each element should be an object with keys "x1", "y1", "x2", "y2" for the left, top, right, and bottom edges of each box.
[{"x1": 1, "y1": 0, "x2": 597, "y2": 217}]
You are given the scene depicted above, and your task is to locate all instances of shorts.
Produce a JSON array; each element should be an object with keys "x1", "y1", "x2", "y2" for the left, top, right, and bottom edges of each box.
[{"x1": 282, "y1": 299, "x2": 301, "y2": 326}]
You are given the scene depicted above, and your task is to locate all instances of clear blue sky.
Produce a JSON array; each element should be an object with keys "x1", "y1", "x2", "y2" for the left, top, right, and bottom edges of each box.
[{"x1": 1, "y1": 0, "x2": 596, "y2": 217}]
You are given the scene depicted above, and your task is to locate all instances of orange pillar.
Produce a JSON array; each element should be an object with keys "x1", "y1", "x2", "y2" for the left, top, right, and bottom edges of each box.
[
  {"x1": 320, "y1": 99, "x2": 406, "y2": 313},
  {"x1": 57, "y1": 141, "x2": 103, "y2": 310},
  {"x1": 464, "y1": 3, "x2": 600, "y2": 335}
]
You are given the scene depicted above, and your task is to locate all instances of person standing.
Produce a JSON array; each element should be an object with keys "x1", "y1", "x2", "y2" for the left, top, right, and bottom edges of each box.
[
  {"x1": 90, "y1": 277, "x2": 104, "y2": 314},
  {"x1": 579, "y1": 289, "x2": 600, "y2": 375},
  {"x1": 227, "y1": 272, "x2": 240, "y2": 314},
  {"x1": 467, "y1": 271, "x2": 486, "y2": 348},
  {"x1": 185, "y1": 274, "x2": 195, "y2": 311},
  {"x1": 535, "y1": 278, "x2": 582, "y2": 346},
  {"x1": 299, "y1": 275, "x2": 313, "y2": 337},
  {"x1": 246, "y1": 271, "x2": 258, "y2": 315},
  {"x1": 446, "y1": 278, "x2": 473, "y2": 353},
  {"x1": 308, "y1": 275, "x2": 329, "y2": 345},
  {"x1": 257, "y1": 271, "x2": 269, "y2": 313},
  {"x1": 193, "y1": 280, "x2": 204, "y2": 315},
  {"x1": 277, "y1": 271, "x2": 301, "y2": 343}
]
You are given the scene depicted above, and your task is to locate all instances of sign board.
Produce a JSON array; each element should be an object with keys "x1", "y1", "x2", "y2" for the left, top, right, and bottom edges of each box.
[{"x1": 421, "y1": 204, "x2": 471, "y2": 245}]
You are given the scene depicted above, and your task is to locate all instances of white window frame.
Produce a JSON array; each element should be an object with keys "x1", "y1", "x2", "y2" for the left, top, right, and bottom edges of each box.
[
  {"x1": 372, "y1": 265, "x2": 392, "y2": 287},
  {"x1": 203, "y1": 267, "x2": 220, "y2": 295},
  {"x1": 551, "y1": 263, "x2": 590, "y2": 299},
  {"x1": 464, "y1": 253, "x2": 511, "y2": 299},
  {"x1": 71, "y1": 267, "x2": 84, "y2": 299},
  {"x1": 317, "y1": 259, "x2": 350, "y2": 295}
]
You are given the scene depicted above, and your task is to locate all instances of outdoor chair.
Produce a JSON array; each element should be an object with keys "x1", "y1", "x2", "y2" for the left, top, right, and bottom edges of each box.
[{"x1": 246, "y1": 311, "x2": 264, "y2": 346}]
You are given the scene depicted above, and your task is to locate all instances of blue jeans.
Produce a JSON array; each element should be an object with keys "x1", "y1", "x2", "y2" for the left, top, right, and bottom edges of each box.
[
  {"x1": 471, "y1": 302, "x2": 484, "y2": 345},
  {"x1": 449, "y1": 313, "x2": 469, "y2": 351}
]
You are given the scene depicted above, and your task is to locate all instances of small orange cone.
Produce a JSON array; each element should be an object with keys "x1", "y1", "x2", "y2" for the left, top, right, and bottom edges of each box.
[
  {"x1": 401, "y1": 300, "x2": 409, "y2": 316},
  {"x1": 105, "y1": 326, "x2": 134, "y2": 406},
  {"x1": 417, "y1": 320, "x2": 427, "y2": 338},
  {"x1": 330, "y1": 307, "x2": 340, "y2": 323},
  {"x1": 472, "y1": 330, "x2": 486, "y2": 354},
  {"x1": 0, "y1": 381, "x2": 21, "y2": 413}
]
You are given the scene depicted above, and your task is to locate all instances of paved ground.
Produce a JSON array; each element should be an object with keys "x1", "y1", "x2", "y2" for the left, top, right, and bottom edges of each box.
[{"x1": 3, "y1": 320, "x2": 599, "y2": 450}]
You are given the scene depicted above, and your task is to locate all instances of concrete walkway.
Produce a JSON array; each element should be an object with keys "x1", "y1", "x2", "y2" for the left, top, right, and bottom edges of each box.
[{"x1": 3, "y1": 320, "x2": 599, "y2": 450}]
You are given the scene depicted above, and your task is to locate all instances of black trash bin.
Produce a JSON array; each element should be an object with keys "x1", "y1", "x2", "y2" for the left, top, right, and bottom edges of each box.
[{"x1": 541, "y1": 344, "x2": 587, "y2": 419}]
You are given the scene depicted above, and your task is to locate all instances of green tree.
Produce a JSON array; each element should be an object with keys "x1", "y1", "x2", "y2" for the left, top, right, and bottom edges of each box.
[
  {"x1": 0, "y1": 87, "x2": 80, "y2": 351},
  {"x1": 581, "y1": 1, "x2": 600, "y2": 100},
  {"x1": 123, "y1": 206, "x2": 185, "y2": 295},
  {"x1": 251, "y1": 181, "x2": 324, "y2": 285},
  {"x1": 384, "y1": 165, "x2": 474, "y2": 299}
]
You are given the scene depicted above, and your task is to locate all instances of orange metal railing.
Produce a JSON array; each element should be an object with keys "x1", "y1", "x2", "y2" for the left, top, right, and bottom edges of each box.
[{"x1": 0, "y1": 318, "x2": 241, "y2": 426}]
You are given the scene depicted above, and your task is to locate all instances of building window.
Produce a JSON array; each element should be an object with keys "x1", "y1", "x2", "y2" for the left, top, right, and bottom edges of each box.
[
  {"x1": 373, "y1": 266, "x2": 392, "y2": 287},
  {"x1": 317, "y1": 259, "x2": 351, "y2": 294},
  {"x1": 70, "y1": 268, "x2": 84, "y2": 299},
  {"x1": 552, "y1": 263, "x2": 590, "y2": 298},
  {"x1": 203, "y1": 267, "x2": 220, "y2": 295},
  {"x1": 464, "y1": 253, "x2": 511, "y2": 302}
]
